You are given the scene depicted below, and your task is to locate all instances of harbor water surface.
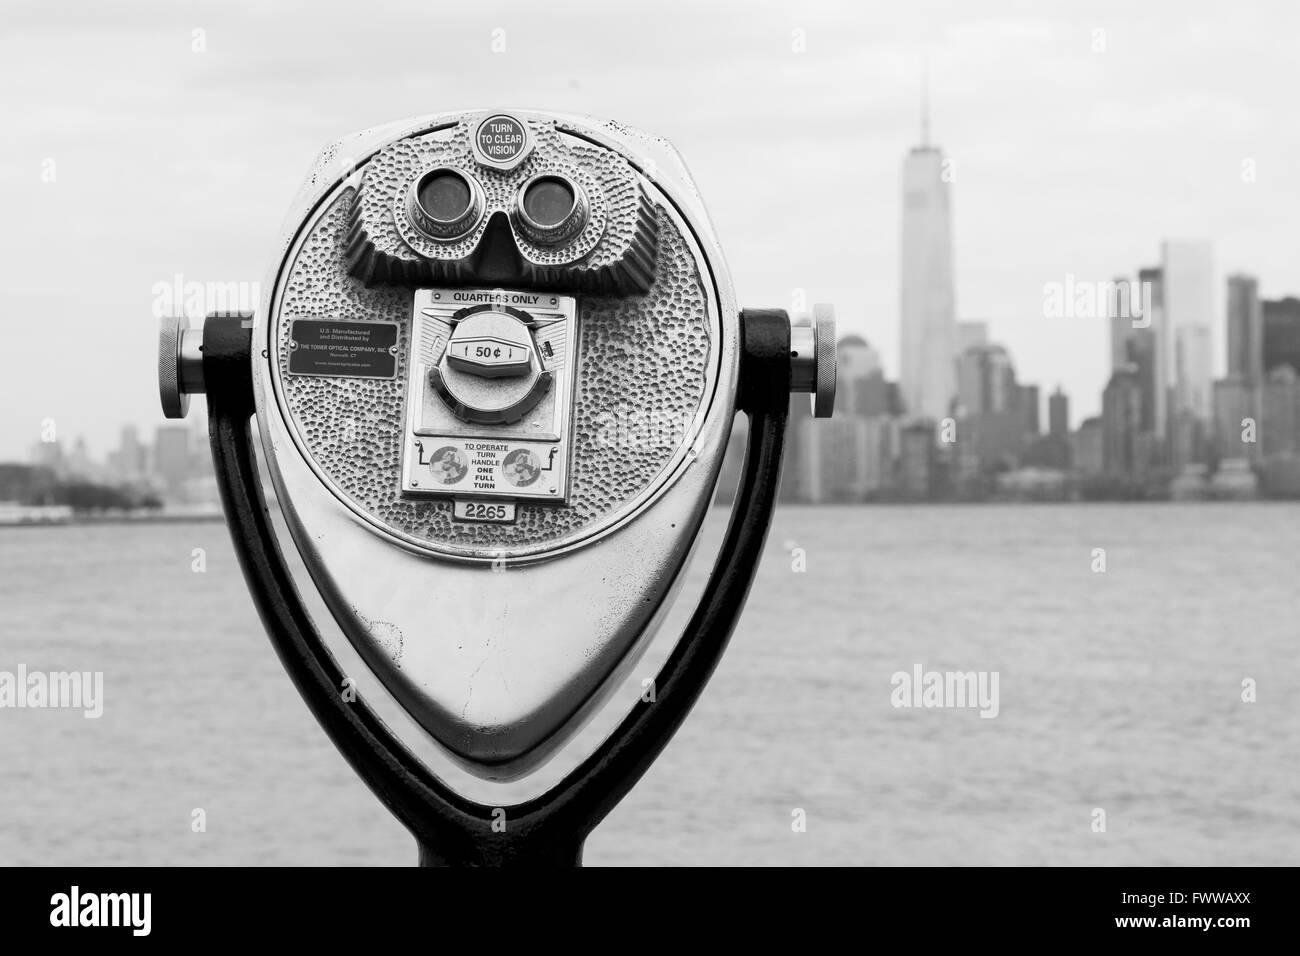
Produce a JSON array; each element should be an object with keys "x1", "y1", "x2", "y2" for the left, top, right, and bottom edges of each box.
[{"x1": 1, "y1": 503, "x2": 1297, "y2": 865}]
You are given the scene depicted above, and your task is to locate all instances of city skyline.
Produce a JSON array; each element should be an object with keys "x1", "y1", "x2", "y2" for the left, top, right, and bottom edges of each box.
[
  {"x1": 6, "y1": 2, "x2": 1300, "y2": 460},
  {"x1": 12, "y1": 120, "x2": 1300, "y2": 503},
  {"x1": 771, "y1": 115, "x2": 1300, "y2": 503}
]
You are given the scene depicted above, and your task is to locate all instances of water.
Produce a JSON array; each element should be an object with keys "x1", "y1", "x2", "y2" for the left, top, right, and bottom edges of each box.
[{"x1": 1, "y1": 504, "x2": 1297, "y2": 866}]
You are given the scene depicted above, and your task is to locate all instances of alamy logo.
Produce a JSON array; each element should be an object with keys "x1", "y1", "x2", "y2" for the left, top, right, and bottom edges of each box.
[
  {"x1": 890, "y1": 664, "x2": 1000, "y2": 718},
  {"x1": 1042, "y1": 275, "x2": 1153, "y2": 327},
  {"x1": 50, "y1": 886, "x2": 151, "y2": 936},
  {"x1": 150, "y1": 272, "x2": 260, "y2": 320},
  {"x1": 0, "y1": 666, "x2": 103, "y2": 718}
]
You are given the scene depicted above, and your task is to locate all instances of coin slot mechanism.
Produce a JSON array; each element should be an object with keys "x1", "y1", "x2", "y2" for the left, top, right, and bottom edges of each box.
[{"x1": 399, "y1": 288, "x2": 577, "y2": 504}]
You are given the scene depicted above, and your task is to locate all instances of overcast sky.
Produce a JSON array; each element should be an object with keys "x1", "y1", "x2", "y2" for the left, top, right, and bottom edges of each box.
[{"x1": 3, "y1": 0, "x2": 1298, "y2": 459}]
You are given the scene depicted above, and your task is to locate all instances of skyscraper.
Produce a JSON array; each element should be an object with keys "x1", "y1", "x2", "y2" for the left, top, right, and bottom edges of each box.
[
  {"x1": 1226, "y1": 274, "x2": 1263, "y2": 386},
  {"x1": 1017, "y1": 383, "x2": 1040, "y2": 437},
  {"x1": 1048, "y1": 386, "x2": 1069, "y2": 439},
  {"x1": 957, "y1": 344, "x2": 1016, "y2": 417},
  {"x1": 1263, "y1": 296, "x2": 1300, "y2": 376},
  {"x1": 1162, "y1": 240, "x2": 1215, "y2": 422},
  {"x1": 791, "y1": 417, "x2": 871, "y2": 502},
  {"x1": 1261, "y1": 365, "x2": 1300, "y2": 458},
  {"x1": 955, "y1": 343, "x2": 1030, "y2": 470},
  {"x1": 898, "y1": 422, "x2": 936, "y2": 498},
  {"x1": 1213, "y1": 378, "x2": 1258, "y2": 462},
  {"x1": 1176, "y1": 325, "x2": 1213, "y2": 420},
  {"x1": 1109, "y1": 276, "x2": 1160, "y2": 437},
  {"x1": 836, "y1": 335, "x2": 885, "y2": 416},
  {"x1": 957, "y1": 321, "x2": 988, "y2": 355},
  {"x1": 1108, "y1": 276, "x2": 1140, "y2": 372},
  {"x1": 900, "y1": 90, "x2": 957, "y2": 424},
  {"x1": 1220, "y1": 274, "x2": 1264, "y2": 463},
  {"x1": 1112, "y1": 271, "x2": 1166, "y2": 437},
  {"x1": 1028, "y1": 384, "x2": 1072, "y2": 470},
  {"x1": 1137, "y1": 266, "x2": 1168, "y2": 439},
  {"x1": 1102, "y1": 368, "x2": 1145, "y2": 477},
  {"x1": 1072, "y1": 417, "x2": 1104, "y2": 475}
]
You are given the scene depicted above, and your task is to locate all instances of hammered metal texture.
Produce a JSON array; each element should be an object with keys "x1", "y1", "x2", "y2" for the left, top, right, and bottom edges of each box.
[{"x1": 275, "y1": 187, "x2": 710, "y2": 554}]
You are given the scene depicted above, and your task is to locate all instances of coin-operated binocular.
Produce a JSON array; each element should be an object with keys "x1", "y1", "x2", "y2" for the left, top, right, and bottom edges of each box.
[{"x1": 159, "y1": 110, "x2": 835, "y2": 865}]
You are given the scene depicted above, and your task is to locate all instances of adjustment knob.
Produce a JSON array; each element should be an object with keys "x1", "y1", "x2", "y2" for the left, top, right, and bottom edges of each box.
[
  {"x1": 158, "y1": 316, "x2": 205, "y2": 419},
  {"x1": 789, "y1": 303, "x2": 836, "y2": 418}
]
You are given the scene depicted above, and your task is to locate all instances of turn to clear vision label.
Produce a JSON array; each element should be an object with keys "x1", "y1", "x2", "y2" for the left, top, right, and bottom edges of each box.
[
  {"x1": 476, "y1": 115, "x2": 527, "y2": 162},
  {"x1": 288, "y1": 320, "x2": 398, "y2": 379}
]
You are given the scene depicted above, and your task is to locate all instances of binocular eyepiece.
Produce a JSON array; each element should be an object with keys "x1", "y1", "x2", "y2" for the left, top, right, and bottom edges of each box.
[{"x1": 158, "y1": 110, "x2": 835, "y2": 790}]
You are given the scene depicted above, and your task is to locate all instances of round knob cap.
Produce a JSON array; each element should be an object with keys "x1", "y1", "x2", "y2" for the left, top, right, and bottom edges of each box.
[
  {"x1": 811, "y1": 303, "x2": 837, "y2": 418},
  {"x1": 789, "y1": 303, "x2": 837, "y2": 418},
  {"x1": 158, "y1": 315, "x2": 191, "y2": 419},
  {"x1": 158, "y1": 316, "x2": 206, "y2": 419}
]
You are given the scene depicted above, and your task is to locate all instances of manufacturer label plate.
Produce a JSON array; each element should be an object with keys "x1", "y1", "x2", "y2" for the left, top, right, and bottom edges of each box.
[{"x1": 288, "y1": 320, "x2": 398, "y2": 379}]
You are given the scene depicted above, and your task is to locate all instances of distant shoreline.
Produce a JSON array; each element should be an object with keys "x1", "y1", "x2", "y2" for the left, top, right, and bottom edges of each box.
[
  {"x1": 0, "y1": 511, "x2": 226, "y2": 529},
  {"x1": 2, "y1": 498, "x2": 1295, "y2": 530}
]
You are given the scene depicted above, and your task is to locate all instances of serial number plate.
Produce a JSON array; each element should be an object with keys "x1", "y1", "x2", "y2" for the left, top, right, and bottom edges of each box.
[{"x1": 453, "y1": 499, "x2": 517, "y2": 523}]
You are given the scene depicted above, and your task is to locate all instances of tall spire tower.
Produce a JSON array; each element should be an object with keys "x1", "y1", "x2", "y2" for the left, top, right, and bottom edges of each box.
[
  {"x1": 920, "y1": 52, "x2": 930, "y2": 147},
  {"x1": 899, "y1": 56, "x2": 957, "y2": 424}
]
